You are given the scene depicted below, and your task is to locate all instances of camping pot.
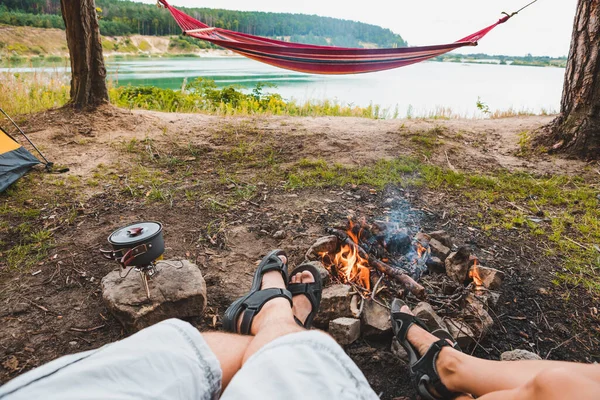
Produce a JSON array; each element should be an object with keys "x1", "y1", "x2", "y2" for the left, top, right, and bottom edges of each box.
[{"x1": 100, "y1": 221, "x2": 164, "y2": 268}]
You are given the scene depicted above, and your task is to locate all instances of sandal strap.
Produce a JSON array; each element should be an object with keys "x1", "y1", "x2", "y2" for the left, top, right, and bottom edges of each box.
[
  {"x1": 288, "y1": 283, "x2": 321, "y2": 311},
  {"x1": 287, "y1": 263, "x2": 323, "y2": 329},
  {"x1": 391, "y1": 310, "x2": 430, "y2": 343},
  {"x1": 239, "y1": 288, "x2": 292, "y2": 334},
  {"x1": 413, "y1": 339, "x2": 458, "y2": 400},
  {"x1": 255, "y1": 250, "x2": 289, "y2": 287}
]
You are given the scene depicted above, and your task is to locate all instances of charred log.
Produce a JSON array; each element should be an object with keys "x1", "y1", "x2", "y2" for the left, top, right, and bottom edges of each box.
[{"x1": 326, "y1": 228, "x2": 426, "y2": 299}]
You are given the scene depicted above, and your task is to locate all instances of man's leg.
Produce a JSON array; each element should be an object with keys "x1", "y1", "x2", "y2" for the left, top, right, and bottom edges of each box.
[
  {"x1": 0, "y1": 319, "x2": 251, "y2": 400},
  {"x1": 222, "y1": 261, "x2": 378, "y2": 400},
  {"x1": 400, "y1": 304, "x2": 600, "y2": 398},
  {"x1": 203, "y1": 332, "x2": 252, "y2": 388}
]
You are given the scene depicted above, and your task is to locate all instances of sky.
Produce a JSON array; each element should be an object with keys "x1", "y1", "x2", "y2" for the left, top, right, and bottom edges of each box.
[{"x1": 138, "y1": 0, "x2": 576, "y2": 57}]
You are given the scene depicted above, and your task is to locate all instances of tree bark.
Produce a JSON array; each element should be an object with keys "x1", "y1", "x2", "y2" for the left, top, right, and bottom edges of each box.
[
  {"x1": 545, "y1": 0, "x2": 600, "y2": 159},
  {"x1": 60, "y1": 0, "x2": 109, "y2": 110}
]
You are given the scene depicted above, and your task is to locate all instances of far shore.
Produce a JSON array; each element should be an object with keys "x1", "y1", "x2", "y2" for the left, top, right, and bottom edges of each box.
[{"x1": 1, "y1": 25, "x2": 566, "y2": 68}]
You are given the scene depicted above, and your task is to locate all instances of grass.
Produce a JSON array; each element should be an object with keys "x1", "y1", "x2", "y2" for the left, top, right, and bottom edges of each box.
[
  {"x1": 0, "y1": 70, "x2": 69, "y2": 116},
  {"x1": 1, "y1": 71, "x2": 555, "y2": 120}
]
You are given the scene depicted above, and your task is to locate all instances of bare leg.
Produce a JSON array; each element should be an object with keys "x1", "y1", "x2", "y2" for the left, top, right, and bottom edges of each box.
[
  {"x1": 202, "y1": 332, "x2": 252, "y2": 389},
  {"x1": 239, "y1": 258, "x2": 317, "y2": 364},
  {"x1": 473, "y1": 368, "x2": 600, "y2": 400},
  {"x1": 401, "y1": 305, "x2": 600, "y2": 397}
]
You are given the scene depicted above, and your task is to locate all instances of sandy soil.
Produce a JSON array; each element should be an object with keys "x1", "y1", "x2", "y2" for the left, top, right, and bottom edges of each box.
[
  {"x1": 1, "y1": 108, "x2": 598, "y2": 398},
  {"x1": 25, "y1": 109, "x2": 589, "y2": 179}
]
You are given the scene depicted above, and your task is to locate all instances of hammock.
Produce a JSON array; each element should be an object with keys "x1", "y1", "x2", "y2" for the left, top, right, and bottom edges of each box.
[{"x1": 158, "y1": 0, "x2": 535, "y2": 75}]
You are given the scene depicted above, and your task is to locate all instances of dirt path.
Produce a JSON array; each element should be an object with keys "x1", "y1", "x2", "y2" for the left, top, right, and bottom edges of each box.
[
  {"x1": 1, "y1": 108, "x2": 598, "y2": 398},
  {"x1": 24, "y1": 109, "x2": 585, "y2": 178}
]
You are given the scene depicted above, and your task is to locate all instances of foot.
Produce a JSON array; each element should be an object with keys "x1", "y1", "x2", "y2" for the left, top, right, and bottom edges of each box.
[
  {"x1": 237, "y1": 255, "x2": 294, "y2": 335},
  {"x1": 400, "y1": 305, "x2": 463, "y2": 395},
  {"x1": 290, "y1": 270, "x2": 315, "y2": 325}
]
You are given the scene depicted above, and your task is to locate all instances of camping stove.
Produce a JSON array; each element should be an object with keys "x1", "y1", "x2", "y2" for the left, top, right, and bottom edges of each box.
[{"x1": 101, "y1": 221, "x2": 165, "y2": 300}]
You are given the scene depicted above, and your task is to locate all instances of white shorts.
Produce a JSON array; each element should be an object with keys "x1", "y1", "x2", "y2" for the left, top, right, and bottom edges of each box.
[{"x1": 0, "y1": 319, "x2": 378, "y2": 400}]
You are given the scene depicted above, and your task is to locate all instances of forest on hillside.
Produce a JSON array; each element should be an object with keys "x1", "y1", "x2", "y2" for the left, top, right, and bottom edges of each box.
[{"x1": 0, "y1": 0, "x2": 407, "y2": 48}]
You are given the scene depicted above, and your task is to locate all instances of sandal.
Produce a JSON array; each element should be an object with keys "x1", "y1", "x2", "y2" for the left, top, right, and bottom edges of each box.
[
  {"x1": 223, "y1": 250, "x2": 293, "y2": 334},
  {"x1": 288, "y1": 263, "x2": 323, "y2": 329},
  {"x1": 391, "y1": 298, "x2": 461, "y2": 400}
]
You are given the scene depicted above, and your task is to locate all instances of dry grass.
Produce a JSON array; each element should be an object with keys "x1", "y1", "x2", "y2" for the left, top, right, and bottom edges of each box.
[{"x1": 0, "y1": 70, "x2": 69, "y2": 116}]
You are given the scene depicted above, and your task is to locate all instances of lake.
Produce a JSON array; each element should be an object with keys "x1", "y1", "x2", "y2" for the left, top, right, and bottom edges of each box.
[{"x1": 5, "y1": 56, "x2": 566, "y2": 118}]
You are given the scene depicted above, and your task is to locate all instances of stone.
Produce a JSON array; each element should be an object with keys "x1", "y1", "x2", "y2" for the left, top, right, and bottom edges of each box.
[
  {"x1": 426, "y1": 256, "x2": 445, "y2": 274},
  {"x1": 500, "y1": 349, "x2": 542, "y2": 361},
  {"x1": 445, "y1": 319, "x2": 476, "y2": 350},
  {"x1": 428, "y1": 230, "x2": 453, "y2": 248},
  {"x1": 391, "y1": 339, "x2": 409, "y2": 363},
  {"x1": 445, "y1": 247, "x2": 471, "y2": 284},
  {"x1": 301, "y1": 260, "x2": 331, "y2": 286},
  {"x1": 361, "y1": 300, "x2": 392, "y2": 338},
  {"x1": 470, "y1": 265, "x2": 505, "y2": 290},
  {"x1": 429, "y1": 239, "x2": 451, "y2": 261},
  {"x1": 464, "y1": 293, "x2": 494, "y2": 337},
  {"x1": 272, "y1": 230, "x2": 286, "y2": 240},
  {"x1": 305, "y1": 235, "x2": 339, "y2": 261},
  {"x1": 101, "y1": 259, "x2": 207, "y2": 332},
  {"x1": 329, "y1": 317, "x2": 361, "y2": 345},
  {"x1": 413, "y1": 302, "x2": 446, "y2": 332},
  {"x1": 313, "y1": 284, "x2": 353, "y2": 328},
  {"x1": 415, "y1": 232, "x2": 431, "y2": 246}
]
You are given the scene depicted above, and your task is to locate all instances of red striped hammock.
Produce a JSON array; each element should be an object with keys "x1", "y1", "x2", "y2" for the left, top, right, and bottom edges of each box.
[{"x1": 158, "y1": 0, "x2": 515, "y2": 75}]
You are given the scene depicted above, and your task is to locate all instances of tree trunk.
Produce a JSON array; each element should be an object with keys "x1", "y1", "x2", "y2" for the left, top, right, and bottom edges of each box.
[
  {"x1": 546, "y1": 0, "x2": 600, "y2": 159},
  {"x1": 60, "y1": 0, "x2": 109, "y2": 110}
]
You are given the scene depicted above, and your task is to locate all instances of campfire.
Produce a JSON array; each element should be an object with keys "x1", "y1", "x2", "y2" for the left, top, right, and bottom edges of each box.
[{"x1": 305, "y1": 216, "x2": 506, "y2": 349}]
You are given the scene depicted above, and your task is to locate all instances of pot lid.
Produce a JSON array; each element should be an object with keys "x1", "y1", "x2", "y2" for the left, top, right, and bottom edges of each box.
[{"x1": 108, "y1": 221, "x2": 162, "y2": 245}]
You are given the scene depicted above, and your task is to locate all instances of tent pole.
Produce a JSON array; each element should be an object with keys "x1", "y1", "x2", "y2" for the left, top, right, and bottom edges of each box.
[{"x1": 0, "y1": 107, "x2": 53, "y2": 168}]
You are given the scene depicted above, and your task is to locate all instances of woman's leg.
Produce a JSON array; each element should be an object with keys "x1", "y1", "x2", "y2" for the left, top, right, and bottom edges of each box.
[
  {"x1": 465, "y1": 368, "x2": 600, "y2": 400},
  {"x1": 401, "y1": 305, "x2": 600, "y2": 397}
]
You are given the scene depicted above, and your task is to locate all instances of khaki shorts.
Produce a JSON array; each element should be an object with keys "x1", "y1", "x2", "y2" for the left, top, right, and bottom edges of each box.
[{"x1": 0, "y1": 319, "x2": 378, "y2": 400}]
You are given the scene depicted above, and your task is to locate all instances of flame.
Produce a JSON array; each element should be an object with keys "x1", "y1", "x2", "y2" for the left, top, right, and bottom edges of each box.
[
  {"x1": 331, "y1": 243, "x2": 371, "y2": 291},
  {"x1": 320, "y1": 218, "x2": 372, "y2": 292},
  {"x1": 469, "y1": 259, "x2": 484, "y2": 287},
  {"x1": 416, "y1": 242, "x2": 427, "y2": 258}
]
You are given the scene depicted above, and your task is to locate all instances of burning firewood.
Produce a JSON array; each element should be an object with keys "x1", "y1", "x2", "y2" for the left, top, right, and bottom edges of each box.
[{"x1": 326, "y1": 227, "x2": 426, "y2": 299}]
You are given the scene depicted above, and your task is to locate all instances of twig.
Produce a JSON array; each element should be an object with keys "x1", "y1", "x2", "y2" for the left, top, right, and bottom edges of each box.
[
  {"x1": 19, "y1": 296, "x2": 53, "y2": 314},
  {"x1": 69, "y1": 324, "x2": 105, "y2": 333},
  {"x1": 533, "y1": 299, "x2": 551, "y2": 331},
  {"x1": 545, "y1": 334, "x2": 580, "y2": 359},
  {"x1": 371, "y1": 275, "x2": 385, "y2": 300},
  {"x1": 564, "y1": 236, "x2": 590, "y2": 251},
  {"x1": 506, "y1": 201, "x2": 529, "y2": 214}
]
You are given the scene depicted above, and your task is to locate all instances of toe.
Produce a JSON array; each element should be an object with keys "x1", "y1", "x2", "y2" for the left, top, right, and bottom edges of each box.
[{"x1": 300, "y1": 270, "x2": 314, "y2": 283}]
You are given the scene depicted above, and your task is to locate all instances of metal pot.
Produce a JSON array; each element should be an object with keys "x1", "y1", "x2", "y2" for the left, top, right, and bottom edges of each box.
[{"x1": 101, "y1": 221, "x2": 164, "y2": 267}]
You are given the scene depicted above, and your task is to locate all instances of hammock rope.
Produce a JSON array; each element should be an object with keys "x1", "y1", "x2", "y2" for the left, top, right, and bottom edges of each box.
[{"x1": 157, "y1": 0, "x2": 536, "y2": 75}]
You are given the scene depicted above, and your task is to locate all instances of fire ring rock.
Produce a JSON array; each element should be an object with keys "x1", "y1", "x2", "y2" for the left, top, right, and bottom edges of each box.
[
  {"x1": 313, "y1": 284, "x2": 353, "y2": 328},
  {"x1": 445, "y1": 247, "x2": 472, "y2": 284},
  {"x1": 101, "y1": 259, "x2": 207, "y2": 332},
  {"x1": 500, "y1": 349, "x2": 542, "y2": 361}
]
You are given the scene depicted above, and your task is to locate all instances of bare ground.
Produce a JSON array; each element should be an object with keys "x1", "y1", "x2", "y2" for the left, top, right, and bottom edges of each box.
[{"x1": 1, "y1": 107, "x2": 599, "y2": 398}]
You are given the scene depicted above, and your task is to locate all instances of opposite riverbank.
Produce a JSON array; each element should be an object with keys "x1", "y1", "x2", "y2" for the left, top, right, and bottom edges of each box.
[{"x1": 1, "y1": 25, "x2": 566, "y2": 68}]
